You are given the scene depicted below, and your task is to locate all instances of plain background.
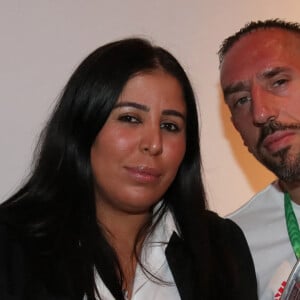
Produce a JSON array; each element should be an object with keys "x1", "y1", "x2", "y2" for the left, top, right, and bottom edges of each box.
[{"x1": 1, "y1": 0, "x2": 299, "y2": 216}]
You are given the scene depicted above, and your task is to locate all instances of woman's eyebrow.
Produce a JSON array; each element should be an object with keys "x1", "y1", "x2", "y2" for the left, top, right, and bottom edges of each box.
[
  {"x1": 162, "y1": 109, "x2": 186, "y2": 120},
  {"x1": 113, "y1": 101, "x2": 149, "y2": 111},
  {"x1": 114, "y1": 101, "x2": 185, "y2": 120}
]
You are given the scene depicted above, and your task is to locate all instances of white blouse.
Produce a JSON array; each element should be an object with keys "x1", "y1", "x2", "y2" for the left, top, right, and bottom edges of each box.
[{"x1": 90, "y1": 210, "x2": 181, "y2": 300}]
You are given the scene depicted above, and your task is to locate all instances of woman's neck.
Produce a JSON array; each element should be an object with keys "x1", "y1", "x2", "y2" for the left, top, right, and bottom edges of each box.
[{"x1": 96, "y1": 205, "x2": 151, "y2": 299}]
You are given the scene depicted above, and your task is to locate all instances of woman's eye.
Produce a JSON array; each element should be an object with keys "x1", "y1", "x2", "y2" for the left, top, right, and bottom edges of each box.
[
  {"x1": 160, "y1": 122, "x2": 179, "y2": 132},
  {"x1": 118, "y1": 115, "x2": 140, "y2": 123}
]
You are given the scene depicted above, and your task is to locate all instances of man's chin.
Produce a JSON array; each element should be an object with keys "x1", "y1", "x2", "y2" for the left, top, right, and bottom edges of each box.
[{"x1": 258, "y1": 154, "x2": 300, "y2": 182}]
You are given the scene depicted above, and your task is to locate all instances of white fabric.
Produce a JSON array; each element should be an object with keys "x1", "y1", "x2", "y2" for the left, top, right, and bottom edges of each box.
[
  {"x1": 91, "y1": 209, "x2": 181, "y2": 300},
  {"x1": 228, "y1": 181, "x2": 300, "y2": 300}
]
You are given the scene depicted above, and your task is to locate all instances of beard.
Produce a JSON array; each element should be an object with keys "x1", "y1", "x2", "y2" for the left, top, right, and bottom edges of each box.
[
  {"x1": 258, "y1": 146, "x2": 300, "y2": 182},
  {"x1": 255, "y1": 120, "x2": 300, "y2": 183}
]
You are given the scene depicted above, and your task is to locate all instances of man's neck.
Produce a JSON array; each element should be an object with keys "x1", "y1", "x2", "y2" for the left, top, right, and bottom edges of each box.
[{"x1": 280, "y1": 180, "x2": 300, "y2": 205}]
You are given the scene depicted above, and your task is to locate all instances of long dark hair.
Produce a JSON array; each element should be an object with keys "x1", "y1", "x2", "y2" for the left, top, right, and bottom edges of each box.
[{"x1": 1, "y1": 37, "x2": 207, "y2": 299}]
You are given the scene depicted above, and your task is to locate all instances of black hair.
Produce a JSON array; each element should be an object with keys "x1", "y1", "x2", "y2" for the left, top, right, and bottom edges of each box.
[
  {"x1": 218, "y1": 18, "x2": 300, "y2": 65},
  {"x1": 1, "y1": 37, "x2": 207, "y2": 299}
]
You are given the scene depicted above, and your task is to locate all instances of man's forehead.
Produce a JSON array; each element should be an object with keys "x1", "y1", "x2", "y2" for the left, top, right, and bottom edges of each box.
[
  {"x1": 220, "y1": 28, "x2": 300, "y2": 85},
  {"x1": 223, "y1": 28, "x2": 300, "y2": 59}
]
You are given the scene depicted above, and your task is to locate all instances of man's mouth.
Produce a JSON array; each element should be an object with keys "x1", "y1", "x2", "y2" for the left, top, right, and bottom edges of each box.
[{"x1": 262, "y1": 130, "x2": 295, "y2": 154}]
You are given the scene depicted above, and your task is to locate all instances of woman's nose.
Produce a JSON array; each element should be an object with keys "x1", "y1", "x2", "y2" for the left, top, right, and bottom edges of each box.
[{"x1": 139, "y1": 127, "x2": 163, "y2": 156}]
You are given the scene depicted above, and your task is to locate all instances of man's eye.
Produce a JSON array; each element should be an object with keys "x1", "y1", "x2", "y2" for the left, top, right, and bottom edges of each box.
[
  {"x1": 234, "y1": 96, "x2": 251, "y2": 108},
  {"x1": 118, "y1": 115, "x2": 140, "y2": 123},
  {"x1": 273, "y1": 78, "x2": 288, "y2": 87},
  {"x1": 160, "y1": 122, "x2": 179, "y2": 132}
]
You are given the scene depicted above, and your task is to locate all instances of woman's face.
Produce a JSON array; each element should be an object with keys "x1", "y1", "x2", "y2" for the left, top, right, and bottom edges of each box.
[{"x1": 91, "y1": 70, "x2": 186, "y2": 217}]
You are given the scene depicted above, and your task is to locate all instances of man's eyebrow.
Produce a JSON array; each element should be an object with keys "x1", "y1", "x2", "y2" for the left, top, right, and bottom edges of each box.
[
  {"x1": 260, "y1": 67, "x2": 290, "y2": 79},
  {"x1": 113, "y1": 101, "x2": 149, "y2": 111},
  {"x1": 162, "y1": 109, "x2": 186, "y2": 120},
  {"x1": 223, "y1": 81, "x2": 250, "y2": 98}
]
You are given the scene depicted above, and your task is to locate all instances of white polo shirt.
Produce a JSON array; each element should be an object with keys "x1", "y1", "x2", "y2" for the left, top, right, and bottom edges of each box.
[{"x1": 228, "y1": 181, "x2": 297, "y2": 300}]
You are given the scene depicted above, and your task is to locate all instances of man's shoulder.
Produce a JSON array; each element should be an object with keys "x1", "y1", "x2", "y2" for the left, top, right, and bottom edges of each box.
[
  {"x1": 228, "y1": 181, "x2": 281, "y2": 220},
  {"x1": 226, "y1": 181, "x2": 284, "y2": 235}
]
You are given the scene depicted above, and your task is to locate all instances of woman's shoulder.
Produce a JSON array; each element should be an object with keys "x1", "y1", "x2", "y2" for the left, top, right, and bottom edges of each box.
[
  {"x1": 0, "y1": 219, "x2": 24, "y2": 248},
  {"x1": 0, "y1": 220, "x2": 27, "y2": 271},
  {"x1": 203, "y1": 211, "x2": 258, "y2": 299},
  {"x1": 204, "y1": 210, "x2": 243, "y2": 231},
  {"x1": 201, "y1": 210, "x2": 249, "y2": 249},
  {"x1": 0, "y1": 220, "x2": 29, "y2": 299}
]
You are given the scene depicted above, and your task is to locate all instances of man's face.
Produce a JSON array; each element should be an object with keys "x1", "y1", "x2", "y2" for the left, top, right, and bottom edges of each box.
[{"x1": 220, "y1": 28, "x2": 300, "y2": 182}]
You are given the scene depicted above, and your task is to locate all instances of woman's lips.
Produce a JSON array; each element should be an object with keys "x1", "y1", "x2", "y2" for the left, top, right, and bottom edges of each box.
[
  {"x1": 125, "y1": 166, "x2": 161, "y2": 183},
  {"x1": 262, "y1": 130, "x2": 295, "y2": 153}
]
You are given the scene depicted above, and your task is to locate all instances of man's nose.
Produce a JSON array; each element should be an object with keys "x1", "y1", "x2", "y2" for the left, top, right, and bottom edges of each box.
[{"x1": 251, "y1": 86, "x2": 280, "y2": 126}]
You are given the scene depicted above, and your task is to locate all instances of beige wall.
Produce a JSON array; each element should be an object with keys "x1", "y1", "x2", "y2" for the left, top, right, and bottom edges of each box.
[{"x1": 1, "y1": 0, "x2": 299, "y2": 215}]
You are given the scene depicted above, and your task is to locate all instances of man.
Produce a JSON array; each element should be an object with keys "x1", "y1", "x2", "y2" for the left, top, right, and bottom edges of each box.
[{"x1": 219, "y1": 19, "x2": 300, "y2": 300}]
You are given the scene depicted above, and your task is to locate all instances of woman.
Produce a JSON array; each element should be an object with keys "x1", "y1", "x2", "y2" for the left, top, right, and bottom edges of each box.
[{"x1": 0, "y1": 38, "x2": 257, "y2": 299}]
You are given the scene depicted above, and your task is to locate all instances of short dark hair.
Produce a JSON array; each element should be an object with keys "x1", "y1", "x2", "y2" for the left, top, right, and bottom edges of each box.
[
  {"x1": 1, "y1": 37, "x2": 206, "y2": 299},
  {"x1": 218, "y1": 18, "x2": 300, "y2": 64}
]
